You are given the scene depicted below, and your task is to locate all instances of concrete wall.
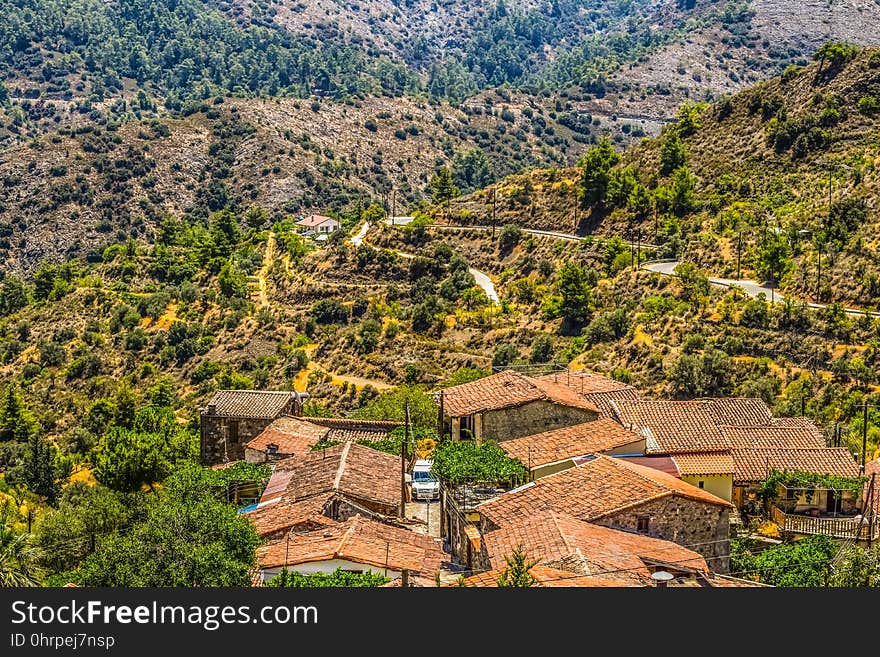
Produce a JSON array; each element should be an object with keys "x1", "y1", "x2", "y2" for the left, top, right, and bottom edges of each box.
[
  {"x1": 480, "y1": 401, "x2": 598, "y2": 443},
  {"x1": 596, "y1": 496, "x2": 730, "y2": 573},
  {"x1": 681, "y1": 474, "x2": 733, "y2": 504},
  {"x1": 263, "y1": 559, "x2": 401, "y2": 583}
]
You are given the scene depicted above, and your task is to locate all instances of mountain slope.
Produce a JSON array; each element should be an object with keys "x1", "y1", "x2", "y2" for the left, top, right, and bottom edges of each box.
[{"x1": 452, "y1": 45, "x2": 880, "y2": 310}]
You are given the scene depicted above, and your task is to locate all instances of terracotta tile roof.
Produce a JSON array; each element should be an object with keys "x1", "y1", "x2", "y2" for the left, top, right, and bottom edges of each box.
[
  {"x1": 719, "y1": 420, "x2": 826, "y2": 450},
  {"x1": 305, "y1": 417, "x2": 402, "y2": 430},
  {"x1": 536, "y1": 370, "x2": 638, "y2": 395},
  {"x1": 203, "y1": 390, "x2": 304, "y2": 419},
  {"x1": 482, "y1": 512, "x2": 708, "y2": 584},
  {"x1": 457, "y1": 564, "x2": 631, "y2": 587},
  {"x1": 671, "y1": 451, "x2": 736, "y2": 476},
  {"x1": 730, "y1": 447, "x2": 861, "y2": 483},
  {"x1": 611, "y1": 397, "x2": 820, "y2": 454},
  {"x1": 254, "y1": 442, "x2": 400, "y2": 511},
  {"x1": 477, "y1": 454, "x2": 730, "y2": 529},
  {"x1": 245, "y1": 494, "x2": 336, "y2": 537},
  {"x1": 257, "y1": 515, "x2": 446, "y2": 576},
  {"x1": 583, "y1": 388, "x2": 645, "y2": 418},
  {"x1": 611, "y1": 399, "x2": 728, "y2": 453},
  {"x1": 500, "y1": 419, "x2": 644, "y2": 468},
  {"x1": 245, "y1": 416, "x2": 398, "y2": 457},
  {"x1": 437, "y1": 369, "x2": 600, "y2": 417},
  {"x1": 614, "y1": 455, "x2": 681, "y2": 478}
]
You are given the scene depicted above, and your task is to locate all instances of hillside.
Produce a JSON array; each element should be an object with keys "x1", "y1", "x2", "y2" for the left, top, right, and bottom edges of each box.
[
  {"x1": 0, "y1": 90, "x2": 602, "y2": 276},
  {"x1": 452, "y1": 45, "x2": 880, "y2": 310}
]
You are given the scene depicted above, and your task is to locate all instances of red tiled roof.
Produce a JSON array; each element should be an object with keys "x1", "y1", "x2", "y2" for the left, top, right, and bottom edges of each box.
[
  {"x1": 477, "y1": 454, "x2": 730, "y2": 529},
  {"x1": 245, "y1": 495, "x2": 336, "y2": 537},
  {"x1": 437, "y1": 370, "x2": 600, "y2": 417},
  {"x1": 457, "y1": 564, "x2": 631, "y2": 587},
  {"x1": 671, "y1": 451, "x2": 736, "y2": 476},
  {"x1": 614, "y1": 455, "x2": 681, "y2": 478},
  {"x1": 257, "y1": 515, "x2": 446, "y2": 576},
  {"x1": 245, "y1": 416, "x2": 398, "y2": 457},
  {"x1": 482, "y1": 512, "x2": 708, "y2": 584},
  {"x1": 611, "y1": 397, "x2": 823, "y2": 455},
  {"x1": 719, "y1": 421, "x2": 826, "y2": 450},
  {"x1": 296, "y1": 214, "x2": 336, "y2": 228},
  {"x1": 536, "y1": 370, "x2": 637, "y2": 395},
  {"x1": 730, "y1": 447, "x2": 861, "y2": 483},
  {"x1": 203, "y1": 390, "x2": 304, "y2": 419},
  {"x1": 500, "y1": 419, "x2": 644, "y2": 468}
]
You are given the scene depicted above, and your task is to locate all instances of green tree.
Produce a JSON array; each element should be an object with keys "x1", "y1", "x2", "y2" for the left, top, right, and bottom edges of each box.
[
  {"x1": 431, "y1": 167, "x2": 459, "y2": 222},
  {"x1": 529, "y1": 333, "x2": 554, "y2": 363},
  {"x1": 756, "y1": 230, "x2": 792, "y2": 286},
  {"x1": 0, "y1": 275, "x2": 29, "y2": 316},
  {"x1": 0, "y1": 501, "x2": 41, "y2": 586},
  {"x1": 496, "y1": 544, "x2": 538, "y2": 587},
  {"x1": 731, "y1": 536, "x2": 838, "y2": 586},
  {"x1": 660, "y1": 134, "x2": 687, "y2": 175},
  {"x1": 556, "y1": 261, "x2": 593, "y2": 329},
  {"x1": 829, "y1": 544, "x2": 880, "y2": 587},
  {"x1": 75, "y1": 463, "x2": 260, "y2": 586},
  {"x1": 351, "y1": 385, "x2": 438, "y2": 429},
  {"x1": 0, "y1": 384, "x2": 36, "y2": 442},
  {"x1": 33, "y1": 484, "x2": 128, "y2": 576},
  {"x1": 217, "y1": 261, "x2": 248, "y2": 298},
  {"x1": 577, "y1": 137, "x2": 620, "y2": 207},
  {"x1": 452, "y1": 148, "x2": 494, "y2": 193}
]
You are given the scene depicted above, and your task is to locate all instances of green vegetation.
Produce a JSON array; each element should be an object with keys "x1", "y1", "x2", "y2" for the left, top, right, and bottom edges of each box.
[
  {"x1": 731, "y1": 535, "x2": 838, "y2": 586},
  {"x1": 757, "y1": 469, "x2": 868, "y2": 502},
  {"x1": 432, "y1": 439, "x2": 527, "y2": 486},
  {"x1": 266, "y1": 567, "x2": 389, "y2": 588},
  {"x1": 496, "y1": 545, "x2": 538, "y2": 587}
]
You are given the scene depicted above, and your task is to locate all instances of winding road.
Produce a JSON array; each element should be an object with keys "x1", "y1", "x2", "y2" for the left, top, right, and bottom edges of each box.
[
  {"x1": 642, "y1": 260, "x2": 880, "y2": 318},
  {"x1": 349, "y1": 222, "x2": 500, "y2": 304}
]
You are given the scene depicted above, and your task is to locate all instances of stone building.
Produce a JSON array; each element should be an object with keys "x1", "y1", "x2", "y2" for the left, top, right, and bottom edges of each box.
[
  {"x1": 245, "y1": 442, "x2": 404, "y2": 539},
  {"x1": 435, "y1": 369, "x2": 600, "y2": 442},
  {"x1": 199, "y1": 389, "x2": 307, "y2": 466},
  {"x1": 461, "y1": 454, "x2": 732, "y2": 573}
]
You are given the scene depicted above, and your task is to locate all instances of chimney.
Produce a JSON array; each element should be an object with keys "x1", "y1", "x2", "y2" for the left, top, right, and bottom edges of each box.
[{"x1": 651, "y1": 571, "x2": 674, "y2": 588}]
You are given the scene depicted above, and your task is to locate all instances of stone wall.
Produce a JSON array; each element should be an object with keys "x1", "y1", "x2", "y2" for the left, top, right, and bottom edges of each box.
[
  {"x1": 199, "y1": 398, "x2": 302, "y2": 466},
  {"x1": 482, "y1": 401, "x2": 598, "y2": 443},
  {"x1": 201, "y1": 416, "x2": 277, "y2": 466},
  {"x1": 597, "y1": 496, "x2": 730, "y2": 573}
]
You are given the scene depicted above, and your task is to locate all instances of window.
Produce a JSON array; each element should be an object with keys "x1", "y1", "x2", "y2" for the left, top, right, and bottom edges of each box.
[
  {"x1": 460, "y1": 414, "x2": 475, "y2": 439},
  {"x1": 637, "y1": 516, "x2": 649, "y2": 532},
  {"x1": 698, "y1": 481, "x2": 704, "y2": 489}
]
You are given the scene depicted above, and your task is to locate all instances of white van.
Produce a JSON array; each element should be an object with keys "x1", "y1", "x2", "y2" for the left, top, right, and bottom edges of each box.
[{"x1": 410, "y1": 459, "x2": 440, "y2": 501}]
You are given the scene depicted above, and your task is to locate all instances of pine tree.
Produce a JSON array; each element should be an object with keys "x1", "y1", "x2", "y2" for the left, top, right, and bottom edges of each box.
[
  {"x1": 0, "y1": 384, "x2": 34, "y2": 442},
  {"x1": 496, "y1": 544, "x2": 538, "y2": 587}
]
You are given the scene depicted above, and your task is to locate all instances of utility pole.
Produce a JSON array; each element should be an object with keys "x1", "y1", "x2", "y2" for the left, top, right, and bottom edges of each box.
[
  {"x1": 636, "y1": 229, "x2": 641, "y2": 268},
  {"x1": 400, "y1": 400, "x2": 411, "y2": 518},
  {"x1": 391, "y1": 189, "x2": 397, "y2": 224},
  {"x1": 736, "y1": 230, "x2": 742, "y2": 281},
  {"x1": 816, "y1": 242, "x2": 822, "y2": 303},
  {"x1": 868, "y1": 473, "x2": 875, "y2": 548}
]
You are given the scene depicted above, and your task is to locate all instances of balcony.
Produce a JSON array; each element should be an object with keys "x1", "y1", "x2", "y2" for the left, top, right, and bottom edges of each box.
[{"x1": 770, "y1": 505, "x2": 879, "y2": 541}]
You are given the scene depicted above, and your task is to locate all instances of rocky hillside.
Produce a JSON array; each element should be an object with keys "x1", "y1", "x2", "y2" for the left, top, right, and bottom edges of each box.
[
  {"x1": 453, "y1": 45, "x2": 880, "y2": 310},
  {"x1": 0, "y1": 90, "x2": 602, "y2": 276}
]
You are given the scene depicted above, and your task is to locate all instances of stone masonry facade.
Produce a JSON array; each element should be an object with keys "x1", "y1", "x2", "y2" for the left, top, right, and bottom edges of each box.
[
  {"x1": 595, "y1": 496, "x2": 730, "y2": 573},
  {"x1": 483, "y1": 401, "x2": 598, "y2": 442}
]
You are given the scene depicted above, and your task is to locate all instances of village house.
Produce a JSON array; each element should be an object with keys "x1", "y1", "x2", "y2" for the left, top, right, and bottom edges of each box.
[
  {"x1": 295, "y1": 213, "x2": 340, "y2": 237},
  {"x1": 199, "y1": 389, "x2": 308, "y2": 466},
  {"x1": 244, "y1": 416, "x2": 401, "y2": 464},
  {"x1": 498, "y1": 418, "x2": 645, "y2": 480},
  {"x1": 453, "y1": 454, "x2": 732, "y2": 573},
  {"x1": 476, "y1": 511, "x2": 710, "y2": 586},
  {"x1": 255, "y1": 515, "x2": 447, "y2": 586},
  {"x1": 435, "y1": 369, "x2": 600, "y2": 442},
  {"x1": 244, "y1": 442, "x2": 403, "y2": 540}
]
